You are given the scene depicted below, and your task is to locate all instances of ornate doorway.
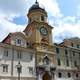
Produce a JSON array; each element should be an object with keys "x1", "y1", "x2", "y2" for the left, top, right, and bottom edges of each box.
[{"x1": 42, "y1": 71, "x2": 51, "y2": 80}]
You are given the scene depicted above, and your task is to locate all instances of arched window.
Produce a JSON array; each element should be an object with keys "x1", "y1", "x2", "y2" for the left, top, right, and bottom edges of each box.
[{"x1": 41, "y1": 16, "x2": 44, "y2": 21}]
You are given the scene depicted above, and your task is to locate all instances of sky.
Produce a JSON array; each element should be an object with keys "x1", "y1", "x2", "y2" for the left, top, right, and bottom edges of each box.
[{"x1": 0, "y1": 0, "x2": 80, "y2": 43}]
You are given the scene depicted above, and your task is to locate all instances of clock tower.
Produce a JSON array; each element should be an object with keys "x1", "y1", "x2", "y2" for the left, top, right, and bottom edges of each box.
[{"x1": 24, "y1": 1, "x2": 56, "y2": 80}]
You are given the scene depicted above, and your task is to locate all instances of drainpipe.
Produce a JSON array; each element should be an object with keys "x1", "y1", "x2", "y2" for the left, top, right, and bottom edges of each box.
[
  {"x1": 11, "y1": 45, "x2": 14, "y2": 78},
  {"x1": 34, "y1": 48, "x2": 38, "y2": 80}
]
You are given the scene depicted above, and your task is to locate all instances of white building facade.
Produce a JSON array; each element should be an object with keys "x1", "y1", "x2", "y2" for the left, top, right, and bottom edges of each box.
[
  {"x1": 0, "y1": 37, "x2": 36, "y2": 80},
  {"x1": 0, "y1": 1, "x2": 80, "y2": 80}
]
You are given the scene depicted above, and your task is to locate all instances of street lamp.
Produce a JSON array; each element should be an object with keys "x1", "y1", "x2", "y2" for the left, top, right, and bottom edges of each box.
[
  {"x1": 17, "y1": 62, "x2": 22, "y2": 80},
  {"x1": 43, "y1": 55, "x2": 50, "y2": 65},
  {"x1": 43, "y1": 55, "x2": 50, "y2": 71}
]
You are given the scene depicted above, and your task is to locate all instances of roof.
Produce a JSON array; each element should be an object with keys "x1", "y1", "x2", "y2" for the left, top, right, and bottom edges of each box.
[
  {"x1": 2, "y1": 32, "x2": 27, "y2": 44},
  {"x1": 29, "y1": 1, "x2": 45, "y2": 12}
]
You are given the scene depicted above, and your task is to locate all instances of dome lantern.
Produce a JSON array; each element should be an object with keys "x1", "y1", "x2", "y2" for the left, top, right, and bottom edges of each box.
[{"x1": 27, "y1": 0, "x2": 48, "y2": 23}]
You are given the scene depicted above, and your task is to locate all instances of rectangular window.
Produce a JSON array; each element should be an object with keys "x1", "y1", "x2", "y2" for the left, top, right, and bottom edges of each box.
[
  {"x1": 57, "y1": 58, "x2": 61, "y2": 66},
  {"x1": 28, "y1": 67, "x2": 33, "y2": 74},
  {"x1": 4, "y1": 49, "x2": 8, "y2": 57},
  {"x1": 66, "y1": 59, "x2": 69, "y2": 66},
  {"x1": 65, "y1": 49, "x2": 68, "y2": 55},
  {"x1": 58, "y1": 72, "x2": 62, "y2": 78},
  {"x1": 16, "y1": 39, "x2": 21, "y2": 45},
  {"x1": 73, "y1": 51, "x2": 75, "y2": 56},
  {"x1": 56, "y1": 47, "x2": 60, "y2": 54},
  {"x1": 41, "y1": 16, "x2": 44, "y2": 21},
  {"x1": 17, "y1": 51, "x2": 22, "y2": 59},
  {"x1": 74, "y1": 61, "x2": 77, "y2": 67},
  {"x1": 77, "y1": 44, "x2": 79, "y2": 48},
  {"x1": 76, "y1": 73, "x2": 78, "y2": 78},
  {"x1": 68, "y1": 73, "x2": 71, "y2": 78},
  {"x1": 71, "y1": 43, "x2": 74, "y2": 47},
  {"x1": 3, "y1": 65, "x2": 8, "y2": 72},
  {"x1": 79, "y1": 53, "x2": 80, "y2": 60},
  {"x1": 30, "y1": 54, "x2": 33, "y2": 60}
]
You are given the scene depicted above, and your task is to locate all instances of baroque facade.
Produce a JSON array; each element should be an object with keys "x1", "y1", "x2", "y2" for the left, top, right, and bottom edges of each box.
[
  {"x1": 0, "y1": 1, "x2": 80, "y2": 80},
  {"x1": 54, "y1": 38, "x2": 80, "y2": 80}
]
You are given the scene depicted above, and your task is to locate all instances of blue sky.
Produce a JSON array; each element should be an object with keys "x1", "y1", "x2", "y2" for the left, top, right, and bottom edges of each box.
[
  {"x1": 58, "y1": 0, "x2": 77, "y2": 16},
  {"x1": 0, "y1": 0, "x2": 80, "y2": 43}
]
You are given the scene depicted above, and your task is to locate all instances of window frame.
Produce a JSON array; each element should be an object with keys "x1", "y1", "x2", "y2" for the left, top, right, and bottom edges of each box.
[
  {"x1": 66, "y1": 59, "x2": 69, "y2": 67},
  {"x1": 67, "y1": 72, "x2": 71, "y2": 78},
  {"x1": 28, "y1": 67, "x2": 33, "y2": 74},
  {"x1": 17, "y1": 51, "x2": 22, "y2": 59},
  {"x1": 77, "y1": 44, "x2": 79, "y2": 48},
  {"x1": 58, "y1": 72, "x2": 62, "y2": 78},
  {"x1": 76, "y1": 73, "x2": 78, "y2": 78},
  {"x1": 57, "y1": 58, "x2": 61, "y2": 66},
  {"x1": 16, "y1": 38, "x2": 21, "y2": 45},
  {"x1": 4, "y1": 49, "x2": 8, "y2": 57},
  {"x1": 74, "y1": 60, "x2": 77, "y2": 67},
  {"x1": 30, "y1": 54, "x2": 33, "y2": 60},
  {"x1": 2, "y1": 65, "x2": 8, "y2": 72},
  {"x1": 71, "y1": 43, "x2": 74, "y2": 47},
  {"x1": 41, "y1": 15, "x2": 44, "y2": 21},
  {"x1": 56, "y1": 47, "x2": 60, "y2": 54},
  {"x1": 65, "y1": 49, "x2": 68, "y2": 55}
]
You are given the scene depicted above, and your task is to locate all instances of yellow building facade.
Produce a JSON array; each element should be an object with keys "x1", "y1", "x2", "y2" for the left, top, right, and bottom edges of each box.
[{"x1": 24, "y1": 1, "x2": 56, "y2": 80}]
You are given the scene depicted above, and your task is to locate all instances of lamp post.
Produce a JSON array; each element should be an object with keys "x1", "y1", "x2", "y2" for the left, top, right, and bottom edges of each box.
[
  {"x1": 43, "y1": 55, "x2": 50, "y2": 71},
  {"x1": 17, "y1": 62, "x2": 22, "y2": 80}
]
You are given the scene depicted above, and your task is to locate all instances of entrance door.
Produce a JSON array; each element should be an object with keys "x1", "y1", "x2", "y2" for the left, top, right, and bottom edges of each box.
[{"x1": 42, "y1": 71, "x2": 51, "y2": 80}]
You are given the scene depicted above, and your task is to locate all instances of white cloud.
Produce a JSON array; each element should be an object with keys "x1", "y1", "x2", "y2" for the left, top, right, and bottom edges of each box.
[
  {"x1": 0, "y1": 0, "x2": 34, "y2": 41},
  {"x1": 0, "y1": 0, "x2": 80, "y2": 43},
  {"x1": 62, "y1": 16, "x2": 76, "y2": 23},
  {"x1": 53, "y1": 20, "x2": 80, "y2": 43},
  {"x1": 38, "y1": 0, "x2": 61, "y2": 17},
  {"x1": 0, "y1": 18, "x2": 25, "y2": 32},
  {"x1": 0, "y1": 14, "x2": 26, "y2": 41},
  {"x1": 0, "y1": 0, "x2": 61, "y2": 41},
  {"x1": 0, "y1": 0, "x2": 35, "y2": 21}
]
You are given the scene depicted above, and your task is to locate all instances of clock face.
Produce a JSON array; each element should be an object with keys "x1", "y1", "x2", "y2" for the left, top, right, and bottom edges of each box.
[{"x1": 40, "y1": 27, "x2": 48, "y2": 36}]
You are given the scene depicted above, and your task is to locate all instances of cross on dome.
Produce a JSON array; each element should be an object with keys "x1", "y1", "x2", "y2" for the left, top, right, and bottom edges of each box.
[{"x1": 36, "y1": 0, "x2": 38, "y2": 3}]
